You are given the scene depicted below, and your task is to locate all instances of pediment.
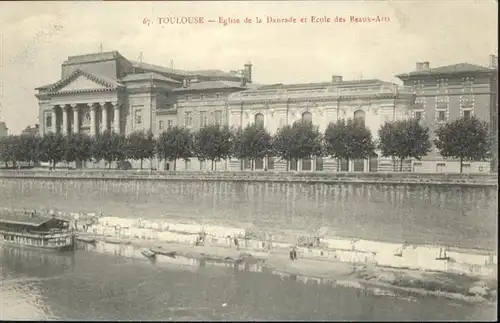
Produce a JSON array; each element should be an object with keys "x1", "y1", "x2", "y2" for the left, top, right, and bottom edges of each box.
[
  {"x1": 44, "y1": 69, "x2": 122, "y2": 94},
  {"x1": 58, "y1": 74, "x2": 109, "y2": 92}
]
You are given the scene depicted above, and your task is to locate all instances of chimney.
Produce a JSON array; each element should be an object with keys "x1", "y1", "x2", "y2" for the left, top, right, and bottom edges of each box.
[
  {"x1": 489, "y1": 54, "x2": 498, "y2": 69},
  {"x1": 416, "y1": 62, "x2": 424, "y2": 71},
  {"x1": 331, "y1": 75, "x2": 343, "y2": 83},
  {"x1": 243, "y1": 62, "x2": 252, "y2": 83},
  {"x1": 422, "y1": 61, "x2": 430, "y2": 70}
]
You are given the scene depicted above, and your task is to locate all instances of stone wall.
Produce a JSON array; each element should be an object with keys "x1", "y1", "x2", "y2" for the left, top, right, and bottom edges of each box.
[{"x1": 0, "y1": 170, "x2": 497, "y2": 250}]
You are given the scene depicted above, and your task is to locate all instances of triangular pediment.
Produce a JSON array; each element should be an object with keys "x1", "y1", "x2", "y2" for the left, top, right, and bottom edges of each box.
[
  {"x1": 58, "y1": 74, "x2": 109, "y2": 91},
  {"x1": 45, "y1": 69, "x2": 123, "y2": 94}
]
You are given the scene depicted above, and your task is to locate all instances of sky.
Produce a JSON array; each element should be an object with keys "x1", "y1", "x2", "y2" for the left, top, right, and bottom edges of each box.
[{"x1": 0, "y1": 0, "x2": 498, "y2": 134}]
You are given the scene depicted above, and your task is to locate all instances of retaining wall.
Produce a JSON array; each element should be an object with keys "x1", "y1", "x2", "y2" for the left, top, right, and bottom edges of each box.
[
  {"x1": 81, "y1": 214, "x2": 497, "y2": 277},
  {"x1": 0, "y1": 170, "x2": 497, "y2": 250}
]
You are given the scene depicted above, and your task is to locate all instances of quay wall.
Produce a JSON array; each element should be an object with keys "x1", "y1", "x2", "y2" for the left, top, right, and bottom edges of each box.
[
  {"x1": 0, "y1": 170, "x2": 497, "y2": 250},
  {"x1": 81, "y1": 214, "x2": 497, "y2": 277}
]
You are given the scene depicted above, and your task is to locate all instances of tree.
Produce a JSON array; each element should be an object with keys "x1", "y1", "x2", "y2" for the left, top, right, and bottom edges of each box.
[
  {"x1": 19, "y1": 133, "x2": 42, "y2": 166},
  {"x1": 434, "y1": 115, "x2": 491, "y2": 173},
  {"x1": 125, "y1": 131, "x2": 156, "y2": 170},
  {"x1": 39, "y1": 132, "x2": 66, "y2": 169},
  {"x1": 193, "y1": 124, "x2": 233, "y2": 171},
  {"x1": 0, "y1": 135, "x2": 20, "y2": 168},
  {"x1": 273, "y1": 120, "x2": 323, "y2": 171},
  {"x1": 324, "y1": 118, "x2": 375, "y2": 171},
  {"x1": 92, "y1": 130, "x2": 126, "y2": 169},
  {"x1": 156, "y1": 126, "x2": 192, "y2": 171},
  {"x1": 64, "y1": 133, "x2": 93, "y2": 169},
  {"x1": 232, "y1": 123, "x2": 273, "y2": 170},
  {"x1": 378, "y1": 119, "x2": 431, "y2": 171}
]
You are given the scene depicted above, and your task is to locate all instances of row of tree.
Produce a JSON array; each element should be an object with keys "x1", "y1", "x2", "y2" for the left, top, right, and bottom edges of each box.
[{"x1": 0, "y1": 115, "x2": 491, "y2": 173}]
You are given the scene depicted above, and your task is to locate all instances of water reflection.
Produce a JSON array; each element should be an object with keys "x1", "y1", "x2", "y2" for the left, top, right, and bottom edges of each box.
[{"x1": 0, "y1": 245, "x2": 496, "y2": 321}]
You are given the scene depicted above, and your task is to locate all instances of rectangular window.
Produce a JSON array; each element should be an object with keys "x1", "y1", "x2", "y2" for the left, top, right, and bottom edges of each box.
[
  {"x1": 463, "y1": 110, "x2": 472, "y2": 118},
  {"x1": 315, "y1": 157, "x2": 324, "y2": 172},
  {"x1": 214, "y1": 110, "x2": 222, "y2": 125},
  {"x1": 184, "y1": 112, "x2": 193, "y2": 127},
  {"x1": 437, "y1": 77, "x2": 448, "y2": 91},
  {"x1": 463, "y1": 77, "x2": 474, "y2": 92},
  {"x1": 46, "y1": 115, "x2": 52, "y2": 128},
  {"x1": 184, "y1": 159, "x2": 191, "y2": 170},
  {"x1": 254, "y1": 158, "x2": 264, "y2": 170},
  {"x1": 167, "y1": 120, "x2": 173, "y2": 128},
  {"x1": 353, "y1": 159, "x2": 365, "y2": 172},
  {"x1": 340, "y1": 159, "x2": 349, "y2": 172},
  {"x1": 200, "y1": 93, "x2": 205, "y2": 100},
  {"x1": 290, "y1": 159, "x2": 298, "y2": 171},
  {"x1": 158, "y1": 120, "x2": 164, "y2": 130},
  {"x1": 199, "y1": 111, "x2": 208, "y2": 127},
  {"x1": 134, "y1": 109, "x2": 142, "y2": 124},
  {"x1": 437, "y1": 110, "x2": 446, "y2": 122},
  {"x1": 267, "y1": 157, "x2": 275, "y2": 170},
  {"x1": 301, "y1": 158, "x2": 312, "y2": 171},
  {"x1": 415, "y1": 111, "x2": 422, "y2": 121},
  {"x1": 436, "y1": 163, "x2": 446, "y2": 173},
  {"x1": 414, "y1": 80, "x2": 424, "y2": 94}
]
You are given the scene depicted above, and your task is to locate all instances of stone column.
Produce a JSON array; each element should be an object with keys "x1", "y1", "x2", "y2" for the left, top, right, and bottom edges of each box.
[
  {"x1": 62, "y1": 105, "x2": 69, "y2": 135},
  {"x1": 90, "y1": 104, "x2": 97, "y2": 136},
  {"x1": 113, "y1": 102, "x2": 120, "y2": 133},
  {"x1": 51, "y1": 106, "x2": 57, "y2": 133},
  {"x1": 72, "y1": 104, "x2": 79, "y2": 134},
  {"x1": 101, "y1": 102, "x2": 108, "y2": 132}
]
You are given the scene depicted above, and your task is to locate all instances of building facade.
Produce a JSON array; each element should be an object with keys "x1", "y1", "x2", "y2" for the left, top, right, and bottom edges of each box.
[
  {"x1": 35, "y1": 51, "x2": 252, "y2": 170},
  {"x1": 35, "y1": 51, "x2": 251, "y2": 138},
  {"x1": 396, "y1": 55, "x2": 498, "y2": 173},
  {"x1": 227, "y1": 76, "x2": 415, "y2": 172}
]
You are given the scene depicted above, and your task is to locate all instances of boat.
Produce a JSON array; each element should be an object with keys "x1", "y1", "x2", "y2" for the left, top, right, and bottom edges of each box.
[
  {"x1": 76, "y1": 235, "x2": 96, "y2": 244},
  {"x1": 150, "y1": 247, "x2": 177, "y2": 258},
  {"x1": 141, "y1": 249, "x2": 156, "y2": 258},
  {"x1": 0, "y1": 210, "x2": 75, "y2": 251},
  {"x1": 104, "y1": 237, "x2": 131, "y2": 245}
]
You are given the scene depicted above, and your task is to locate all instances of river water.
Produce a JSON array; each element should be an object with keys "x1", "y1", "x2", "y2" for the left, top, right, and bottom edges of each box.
[{"x1": 0, "y1": 245, "x2": 495, "y2": 321}]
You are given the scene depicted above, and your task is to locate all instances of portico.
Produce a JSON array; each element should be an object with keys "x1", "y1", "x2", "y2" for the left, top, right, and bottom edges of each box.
[
  {"x1": 36, "y1": 68, "x2": 126, "y2": 136},
  {"x1": 49, "y1": 101, "x2": 122, "y2": 136}
]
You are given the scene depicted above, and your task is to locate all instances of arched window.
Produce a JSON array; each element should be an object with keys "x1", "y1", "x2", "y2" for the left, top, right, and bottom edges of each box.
[
  {"x1": 254, "y1": 113, "x2": 264, "y2": 127},
  {"x1": 354, "y1": 110, "x2": 366, "y2": 124},
  {"x1": 302, "y1": 111, "x2": 312, "y2": 124}
]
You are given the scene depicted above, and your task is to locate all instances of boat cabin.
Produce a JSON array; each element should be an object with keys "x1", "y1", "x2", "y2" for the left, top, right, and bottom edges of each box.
[{"x1": 0, "y1": 211, "x2": 70, "y2": 234}]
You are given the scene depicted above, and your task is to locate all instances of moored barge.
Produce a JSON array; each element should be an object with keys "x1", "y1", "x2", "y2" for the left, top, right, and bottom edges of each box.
[{"x1": 0, "y1": 211, "x2": 75, "y2": 251}]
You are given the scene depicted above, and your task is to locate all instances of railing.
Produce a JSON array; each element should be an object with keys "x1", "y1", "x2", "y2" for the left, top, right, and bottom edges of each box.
[{"x1": 0, "y1": 229, "x2": 73, "y2": 239}]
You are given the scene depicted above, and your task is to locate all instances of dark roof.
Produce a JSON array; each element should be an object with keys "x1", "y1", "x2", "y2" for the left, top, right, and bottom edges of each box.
[
  {"x1": 255, "y1": 79, "x2": 389, "y2": 91},
  {"x1": 130, "y1": 61, "x2": 238, "y2": 79},
  {"x1": 172, "y1": 80, "x2": 245, "y2": 92},
  {"x1": 120, "y1": 73, "x2": 181, "y2": 84},
  {"x1": 396, "y1": 63, "x2": 495, "y2": 78},
  {"x1": 0, "y1": 213, "x2": 56, "y2": 227}
]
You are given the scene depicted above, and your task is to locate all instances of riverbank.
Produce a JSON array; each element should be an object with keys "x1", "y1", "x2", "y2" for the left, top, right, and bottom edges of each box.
[
  {"x1": 76, "y1": 232, "x2": 497, "y2": 304},
  {"x1": 0, "y1": 169, "x2": 497, "y2": 186}
]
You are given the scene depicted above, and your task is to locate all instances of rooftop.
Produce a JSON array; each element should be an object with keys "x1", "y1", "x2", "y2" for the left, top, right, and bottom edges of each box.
[
  {"x1": 130, "y1": 61, "x2": 239, "y2": 79},
  {"x1": 396, "y1": 63, "x2": 496, "y2": 78},
  {"x1": 255, "y1": 79, "x2": 391, "y2": 91},
  {"x1": 0, "y1": 212, "x2": 57, "y2": 227},
  {"x1": 172, "y1": 80, "x2": 246, "y2": 92},
  {"x1": 120, "y1": 73, "x2": 181, "y2": 84}
]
